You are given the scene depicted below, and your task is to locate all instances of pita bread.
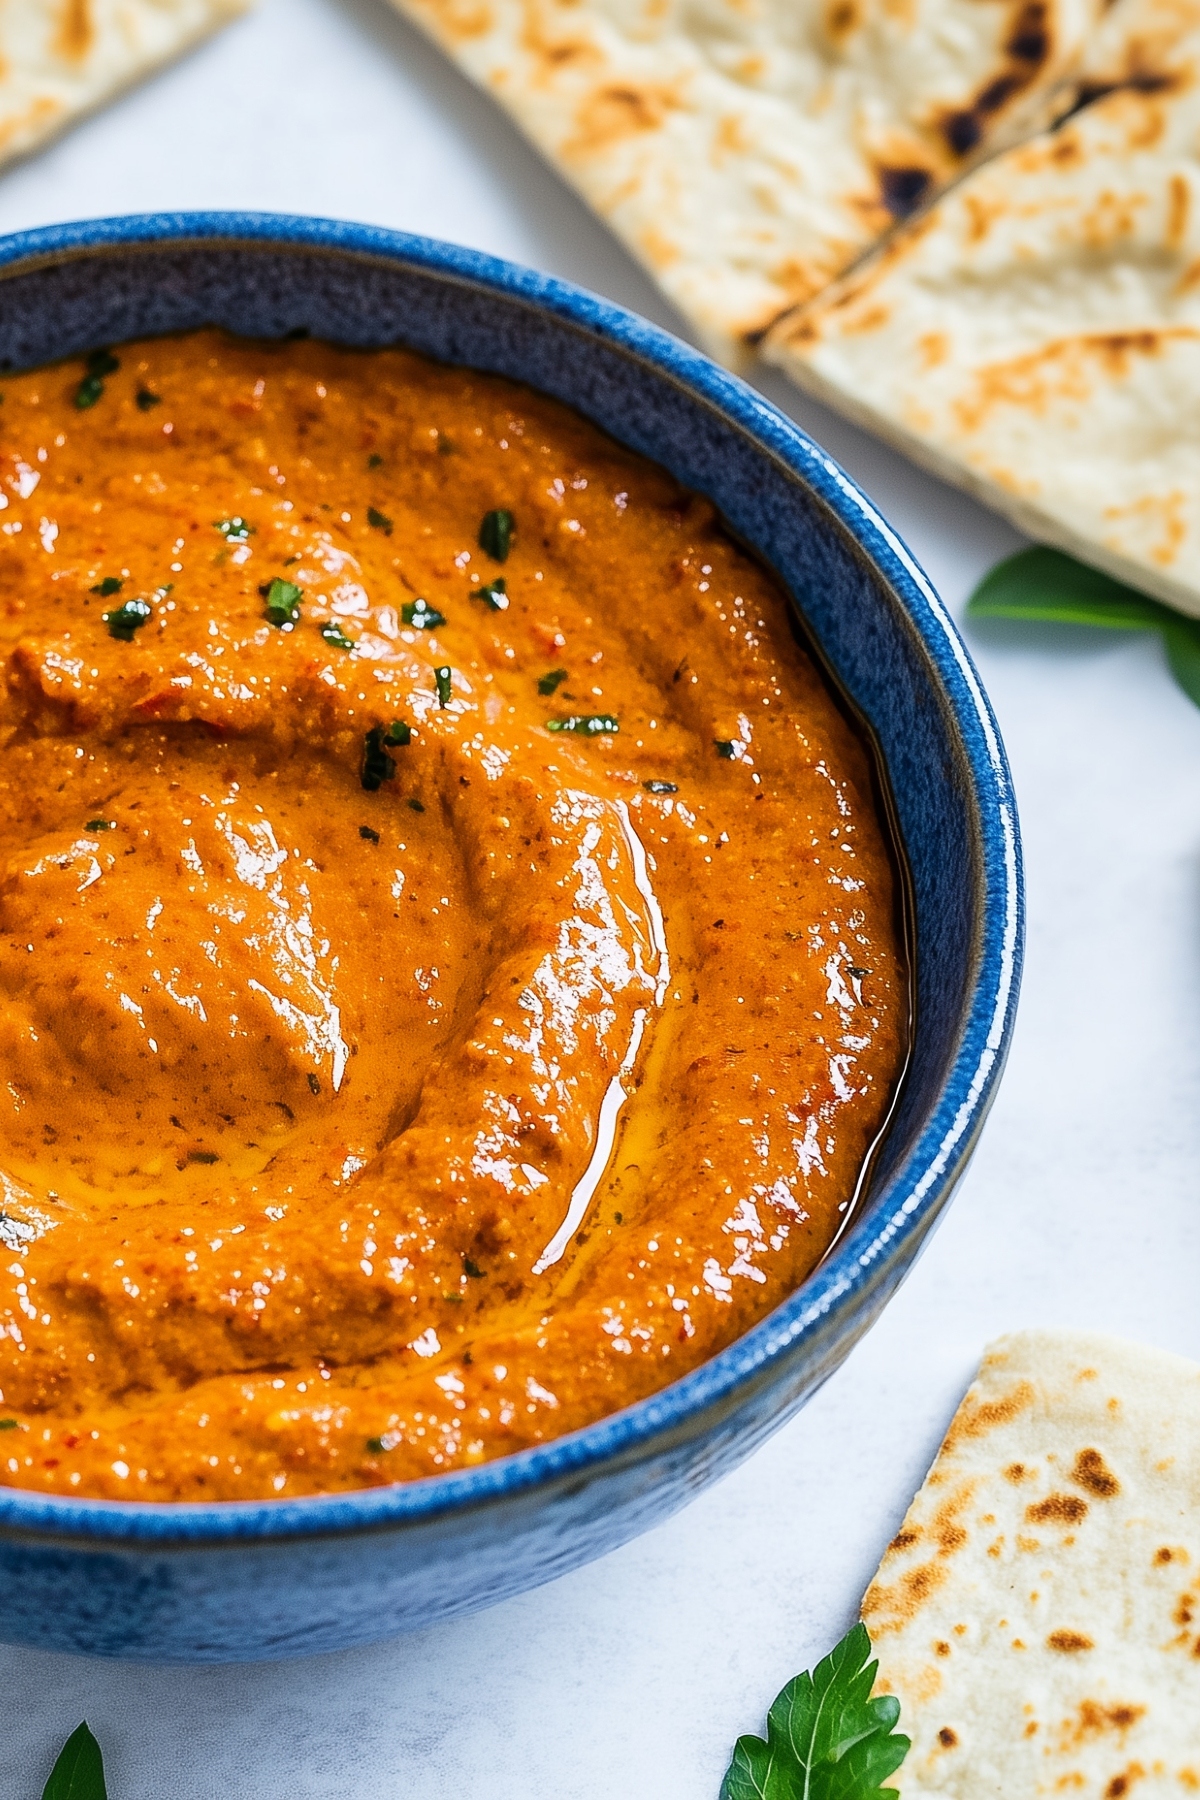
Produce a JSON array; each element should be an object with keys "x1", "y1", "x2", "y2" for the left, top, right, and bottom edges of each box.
[
  {"x1": 863, "y1": 1329, "x2": 1200, "y2": 1797},
  {"x1": 386, "y1": 0, "x2": 1099, "y2": 367},
  {"x1": 0, "y1": 0, "x2": 252, "y2": 173},
  {"x1": 766, "y1": 15, "x2": 1200, "y2": 614}
]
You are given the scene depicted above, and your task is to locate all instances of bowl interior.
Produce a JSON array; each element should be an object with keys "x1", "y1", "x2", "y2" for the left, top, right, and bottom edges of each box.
[{"x1": 0, "y1": 216, "x2": 1022, "y2": 1546}]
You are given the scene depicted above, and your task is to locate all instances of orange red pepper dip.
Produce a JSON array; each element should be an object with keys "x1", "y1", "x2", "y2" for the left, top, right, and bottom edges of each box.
[{"x1": 0, "y1": 330, "x2": 906, "y2": 1500}]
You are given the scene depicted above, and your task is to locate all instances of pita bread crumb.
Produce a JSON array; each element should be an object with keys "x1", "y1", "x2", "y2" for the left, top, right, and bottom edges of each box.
[
  {"x1": 766, "y1": 11, "x2": 1200, "y2": 614},
  {"x1": 864, "y1": 1330, "x2": 1200, "y2": 1797},
  {"x1": 385, "y1": 0, "x2": 1100, "y2": 367},
  {"x1": 0, "y1": 0, "x2": 252, "y2": 173}
]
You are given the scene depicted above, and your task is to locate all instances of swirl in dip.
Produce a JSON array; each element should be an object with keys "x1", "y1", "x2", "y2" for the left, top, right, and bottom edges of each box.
[{"x1": 0, "y1": 332, "x2": 906, "y2": 1500}]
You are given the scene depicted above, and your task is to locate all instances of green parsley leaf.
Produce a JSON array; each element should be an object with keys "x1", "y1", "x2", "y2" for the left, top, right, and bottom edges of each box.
[
  {"x1": 90, "y1": 577, "x2": 123, "y2": 597},
  {"x1": 74, "y1": 351, "x2": 119, "y2": 411},
  {"x1": 478, "y1": 508, "x2": 514, "y2": 562},
  {"x1": 359, "y1": 825, "x2": 380, "y2": 843},
  {"x1": 104, "y1": 599, "x2": 153, "y2": 641},
  {"x1": 643, "y1": 779, "x2": 678, "y2": 794},
  {"x1": 320, "y1": 621, "x2": 355, "y2": 651},
  {"x1": 408, "y1": 797, "x2": 425, "y2": 812},
  {"x1": 367, "y1": 506, "x2": 393, "y2": 535},
  {"x1": 463, "y1": 1256, "x2": 485, "y2": 1278},
  {"x1": 546, "y1": 714, "x2": 619, "y2": 736},
  {"x1": 475, "y1": 578, "x2": 508, "y2": 612},
  {"x1": 214, "y1": 516, "x2": 254, "y2": 541},
  {"x1": 361, "y1": 721, "x2": 412, "y2": 790},
  {"x1": 0, "y1": 1416, "x2": 17, "y2": 1429},
  {"x1": 714, "y1": 740, "x2": 738, "y2": 759},
  {"x1": 968, "y1": 545, "x2": 1200, "y2": 711},
  {"x1": 74, "y1": 375, "x2": 105, "y2": 411},
  {"x1": 367, "y1": 453, "x2": 384, "y2": 469},
  {"x1": 42, "y1": 1721, "x2": 107, "y2": 1800},
  {"x1": 85, "y1": 819, "x2": 114, "y2": 832},
  {"x1": 136, "y1": 388, "x2": 162, "y2": 412},
  {"x1": 720, "y1": 1622, "x2": 909, "y2": 1800},
  {"x1": 403, "y1": 599, "x2": 445, "y2": 630},
  {"x1": 263, "y1": 578, "x2": 302, "y2": 628},
  {"x1": 435, "y1": 665, "x2": 453, "y2": 708},
  {"x1": 538, "y1": 668, "x2": 568, "y2": 695},
  {"x1": 366, "y1": 1436, "x2": 388, "y2": 1454}
]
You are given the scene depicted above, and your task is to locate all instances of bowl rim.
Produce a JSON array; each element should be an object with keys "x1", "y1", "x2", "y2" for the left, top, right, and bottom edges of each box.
[{"x1": 0, "y1": 210, "x2": 1022, "y2": 1547}]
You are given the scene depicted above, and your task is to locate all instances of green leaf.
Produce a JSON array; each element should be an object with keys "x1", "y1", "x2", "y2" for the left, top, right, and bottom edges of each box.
[
  {"x1": 214, "y1": 516, "x2": 254, "y2": 541},
  {"x1": 320, "y1": 621, "x2": 355, "y2": 651},
  {"x1": 968, "y1": 545, "x2": 1200, "y2": 713},
  {"x1": 367, "y1": 506, "x2": 393, "y2": 535},
  {"x1": 43, "y1": 1721, "x2": 107, "y2": 1800},
  {"x1": 103, "y1": 599, "x2": 153, "y2": 641},
  {"x1": 968, "y1": 547, "x2": 1168, "y2": 631},
  {"x1": 479, "y1": 509, "x2": 514, "y2": 562},
  {"x1": 263, "y1": 578, "x2": 302, "y2": 627},
  {"x1": 538, "y1": 668, "x2": 568, "y2": 695},
  {"x1": 435, "y1": 665, "x2": 453, "y2": 708},
  {"x1": 135, "y1": 388, "x2": 162, "y2": 412},
  {"x1": 475, "y1": 579, "x2": 508, "y2": 612},
  {"x1": 403, "y1": 599, "x2": 445, "y2": 630},
  {"x1": 719, "y1": 1622, "x2": 909, "y2": 1800},
  {"x1": 90, "y1": 577, "x2": 123, "y2": 598}
]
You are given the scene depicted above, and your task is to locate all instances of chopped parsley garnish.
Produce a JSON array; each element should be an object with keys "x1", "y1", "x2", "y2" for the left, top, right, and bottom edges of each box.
[
  {"x1": 720, "y1": 1622, "x2": 908, "y2": 1800},
  {"x1": 86, "y1": 819, "x2": 114, "y2": 831},
  {"x1": 42, "y1": 1720, "x2": 107, "y2": 1800},
  {"x1": 136, "y1": 388, "x2": 162, "y2": 411},
  {"x1": 714, "y1": 739, "x2": 737, "y2": 759},
  {"x1": 320, "y1": 620, "x2": 355, "y2": 650},
  {"x1": 104, "y1": 598, "x2": 153, "y2": 641},
  {"x1": 74, "y1": 349, "x2": 119, "y2": 410},
  {"x1": 367, "y1": 506, "x2": 393, "y2": 535},
  {"x1": 186, "y1": 1149, "x2": 219, "y2": 1165},
  {"x1": 366, "y1": 1436, "x2": 389, "y2": 1454},
  {"x1": 214, "y1": 516, "x2": 254, "y2": 541},
  {"x1": 308, "y1": 1073, "x2": 321, "y2": 1096},
  {"x1": 90, "y1": 577, "x2": 123, "y2": 597},
  {"x1": 538, "y1": 668, "x2": 568, "y2": 695},
  {"x1": 546, "y1": 714, "x2": 619, "y2": 735},
  {"x1": 435, "y1": 665, "x2": 453, "y2": 708},
  {"x1": 463, "y1": 1256, "x2": 485, "y2": 1278},
  {"x1": 402, "y1": 598, "x2": 445, "y2": 630},
  {"x1": 359, "y1": 825, "x2": 380, "y2": 842},
  {"x1": 263, "y1": 578, "x2": 302, "y2": 628},
  {"x1": 475, "y1": 578, "x2": 508, "y2": 612},
  {"x1": 361, "y1": 720, "x2": 412, "y2": 790},
  {"x1": 0, "y1": 1417, "x2": 16, "y2": 1430},
  {"x1": 367, "y1": 453, "x2": 383, "y2": 468},
  {"x1": 643, "y1": 780, "x2": 678, "y2": 794},
  {"x1": 408, "y1": 797, "x2": 425, "y2": 812},
  {"x1": 478, "y1": 508, "x2": 514, "y2": 562}
]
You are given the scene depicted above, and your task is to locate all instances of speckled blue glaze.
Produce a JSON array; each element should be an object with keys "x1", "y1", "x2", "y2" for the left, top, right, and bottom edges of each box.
[{"x1": 0, "y1": 214, "x2": 1023, "y2": 1663}]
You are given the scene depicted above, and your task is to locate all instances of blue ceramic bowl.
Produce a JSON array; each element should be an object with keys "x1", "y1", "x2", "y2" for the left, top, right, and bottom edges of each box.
[{"x1": 0, "y1": 214, "x2": 1022, "y2": 1663}]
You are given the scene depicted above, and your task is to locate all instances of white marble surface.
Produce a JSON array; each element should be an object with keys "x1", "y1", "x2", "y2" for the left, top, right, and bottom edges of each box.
[{"x1": 2, "y1": 3, "x2": 1198, "y2": 1793}]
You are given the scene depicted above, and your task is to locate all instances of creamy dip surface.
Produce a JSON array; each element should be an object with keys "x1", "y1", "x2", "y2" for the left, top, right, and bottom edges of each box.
[{"x1": 0, "y1": 331, "x2": 906, "y2": 1501}]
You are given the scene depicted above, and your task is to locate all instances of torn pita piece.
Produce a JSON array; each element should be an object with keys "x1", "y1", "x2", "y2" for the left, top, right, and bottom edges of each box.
[
  {"x1": 0, "y1": 0, "x2": 252, "y2": 173},
  {"x1": 768, "y1": 0, "x2": 1200, "y2": 615},
  {"x1": 387, "y1": 0, "x2": 1098, "y2": 366},
  {"x1": 862, "y1": 1330, "x2": 1200, "y2": 1797}
]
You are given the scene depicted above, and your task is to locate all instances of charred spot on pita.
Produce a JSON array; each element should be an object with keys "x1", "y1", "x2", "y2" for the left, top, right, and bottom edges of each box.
[
  {"x1": 938, "y1": 1726, "x2": 958, "y2": 1746},
  {"x1": 1026, "y1": 1492, "x2": 1089, "y2": 1525},
  {"x1": 1072, "y1": 1446, "x2": 1120, "y2": 1497},
  {"x1": 880, "y1": 166, "x2": 932, "y2": 218},
  {"x1": 1048, "y1": 1630, "x2": 1095, "y2": 1652}
]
